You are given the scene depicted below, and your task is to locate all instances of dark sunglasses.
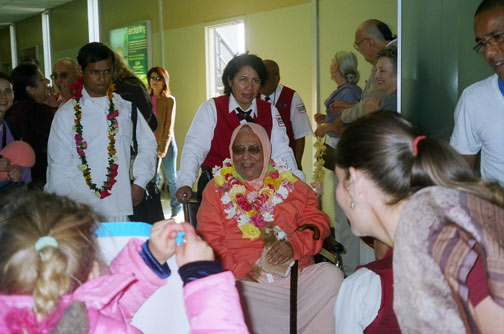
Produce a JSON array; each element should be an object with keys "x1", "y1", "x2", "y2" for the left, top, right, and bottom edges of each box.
[
  {"x1": 50, "y1": 72, "x2": 69, "y2": 80},
  {"x1": 232, "y1": 145, "x2": 262, "y2": 155},
  {"x1": 150, "y1": 76, "x2": 163, "y2": 81}
]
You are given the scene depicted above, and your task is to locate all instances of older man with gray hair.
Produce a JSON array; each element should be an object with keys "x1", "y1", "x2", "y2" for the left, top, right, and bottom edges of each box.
[{"x1": 51, "y1": 57, "x2": 78, "y2": 104}]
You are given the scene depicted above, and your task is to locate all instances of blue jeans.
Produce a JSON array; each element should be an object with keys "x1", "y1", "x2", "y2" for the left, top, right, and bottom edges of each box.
[{"x1": 162, "y1": 137, "x2": 182, "y2": 214}]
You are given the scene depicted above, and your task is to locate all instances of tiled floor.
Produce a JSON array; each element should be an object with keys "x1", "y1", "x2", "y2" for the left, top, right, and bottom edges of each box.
[{"x1": 160, "y1": 188, "x2": 184, "y2": 222}]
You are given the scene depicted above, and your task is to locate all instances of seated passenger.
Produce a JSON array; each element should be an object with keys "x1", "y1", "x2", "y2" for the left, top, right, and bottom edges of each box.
[
  {"x1": 176, "y1": 54, "x2": 301, "y2": 203},
  {"x1": 198, "y1": 122, "x2": 344, "y2": 334},
  {"x1": 0, "y1": 192, "x2": 249, "y2": 333},
  {"x1": 334, "y1": 110, "x2": 504, "y2": 333}
]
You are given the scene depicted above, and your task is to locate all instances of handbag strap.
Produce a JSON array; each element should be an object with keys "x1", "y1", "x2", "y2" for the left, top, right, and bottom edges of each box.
[
  {"x1": 131, "y1": 102, "x2": 159, "y2": 181},
  {"x1": 131, "y1": 102, "x2": 138, "y2": 156}
]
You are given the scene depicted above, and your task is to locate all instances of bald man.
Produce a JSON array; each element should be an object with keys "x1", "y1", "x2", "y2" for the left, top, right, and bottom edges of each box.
[
  {"x1": 316, "y1": 19, "x2": 396, "y2": 138},
  {"x1": 260, "y1": 59, "x2": 312, "y2": 169},
  {"x1": 51, "y1": 57, "x2": 78, "y2": 104}
]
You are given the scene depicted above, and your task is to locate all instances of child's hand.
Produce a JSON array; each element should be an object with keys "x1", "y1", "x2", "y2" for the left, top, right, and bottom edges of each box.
[
  {"x1": 149, "y1": 219, "x2": 184, "y2": 264},
  {"x1": 175, "y1": 222, "x2": 214, "y2": 267}
]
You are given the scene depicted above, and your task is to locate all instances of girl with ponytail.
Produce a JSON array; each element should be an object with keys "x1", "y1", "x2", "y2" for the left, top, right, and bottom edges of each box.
[
  {"x1": 0, "y1": 192, "x2": 248, "y2": 333},
  {"x1": 334, "y1": 110, "x2": 504, "y2": 333}
]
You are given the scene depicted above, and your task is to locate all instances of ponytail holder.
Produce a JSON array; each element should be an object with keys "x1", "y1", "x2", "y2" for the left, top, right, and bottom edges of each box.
[
  {"x1": 35, "y1": 236, "x2": 59, "y2": 252},
  {"x1": 412, "y1": 135, "x2": 426, "y2": 155}
]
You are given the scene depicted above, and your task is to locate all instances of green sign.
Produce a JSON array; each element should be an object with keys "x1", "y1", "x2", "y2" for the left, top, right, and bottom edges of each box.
[{"x1": 110, "y1": 21, "x2": 151, "y2": 86}]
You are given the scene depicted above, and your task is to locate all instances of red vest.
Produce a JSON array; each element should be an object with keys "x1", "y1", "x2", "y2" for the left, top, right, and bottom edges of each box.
[
  {"x1": 202, "y1": 95, "x2": 273, "y2": 169},
  {"x1": 274, "y1": 86, "x2": 296, "y2": 150},
  {"x1": 359, "y1": 250, "x2": 401, "y2": 334}
]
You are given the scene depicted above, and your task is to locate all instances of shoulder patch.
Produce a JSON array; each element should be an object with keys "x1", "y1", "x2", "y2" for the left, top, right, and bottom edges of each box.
[
  {"x1": 276, "y1": 114, "x2": 286, "y2": 127},
  {"x1": 296, "y1": 103, "x2": 306, "y2": 114}
]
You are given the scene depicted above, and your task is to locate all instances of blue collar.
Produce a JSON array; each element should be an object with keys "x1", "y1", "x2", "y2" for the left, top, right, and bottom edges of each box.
[{"x1": 498, "y1": 77, "x2": 504, "y2": 97}]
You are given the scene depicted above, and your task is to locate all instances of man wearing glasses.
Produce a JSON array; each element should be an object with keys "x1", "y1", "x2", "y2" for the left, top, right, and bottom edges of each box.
[
  {"x1": 51, "y1": 58, "x2": 78, "y2": 105},
  {"x1": 450, "y1": 0, "x2": 504, "y2": 188},
  {"x1": 320, "y1": 19, "x2": 396, "y2": 136}
]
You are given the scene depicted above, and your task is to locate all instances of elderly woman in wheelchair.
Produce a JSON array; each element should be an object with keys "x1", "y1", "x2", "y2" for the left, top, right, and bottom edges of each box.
[{"x1": 197, "y1": 123, "x2": 344, "y2": 334}]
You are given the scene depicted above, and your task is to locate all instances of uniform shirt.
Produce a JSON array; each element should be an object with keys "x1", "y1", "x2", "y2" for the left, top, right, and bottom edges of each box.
[
  {"x1": 45, "y1": 88, "x2": 157, "y2": 218},
  {"x1": 263, "y1": 84, "x2": 312, "y2": 140},
  {"x1": 177, "y1": 93, "x2": 302, "y2": 189}
]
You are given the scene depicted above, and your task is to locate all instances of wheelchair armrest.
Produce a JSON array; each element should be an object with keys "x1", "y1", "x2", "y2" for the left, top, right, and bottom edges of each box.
[{"x1": 323, "y1": 237, "x2": 345, "y2": 254}]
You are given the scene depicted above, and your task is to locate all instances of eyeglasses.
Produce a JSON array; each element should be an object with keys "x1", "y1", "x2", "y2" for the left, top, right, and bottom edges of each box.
[
  {"x1": 150, "y1": 76, "x2": 163, "y2": 82},
  {"x1": 353, "y1": 37, "x2": 369, "y2": 50},
  {"x1": 473, "y1": 31, "x2": 504, "y2": 54},
  {"x1": 232, "y1": 145, "x2": 262, "y2": 156},
  {"x1": 50, "y1": 72, "x2": 69, "y2": 80}
]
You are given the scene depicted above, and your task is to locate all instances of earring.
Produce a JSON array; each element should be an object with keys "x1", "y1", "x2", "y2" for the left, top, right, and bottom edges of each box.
[{"x1": 350, "y1": 200, "x2": 356, "y2": 209}]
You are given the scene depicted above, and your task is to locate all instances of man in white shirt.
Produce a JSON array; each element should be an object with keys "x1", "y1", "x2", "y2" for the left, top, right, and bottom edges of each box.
[
  {"x1": 450, "y1": 0, "x2": 504, "y2": 188},
  {"x1": 260, "y1": 59, "x2": 312, "y2": 169},
  {"x1": 45, "y1": 42, "x2": 157, "y2": 221}
]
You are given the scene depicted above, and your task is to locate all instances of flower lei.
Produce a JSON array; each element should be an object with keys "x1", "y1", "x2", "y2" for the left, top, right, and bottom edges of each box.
[
  {"x1": 212, "y1": 158, "x2": 298, "y2": 240},
  {"x1": 70, "y1": 76, "x2": 119, "y2": 199},
  {"x1": 311, "y1": 132, "x2": 327, "y2": 197}
]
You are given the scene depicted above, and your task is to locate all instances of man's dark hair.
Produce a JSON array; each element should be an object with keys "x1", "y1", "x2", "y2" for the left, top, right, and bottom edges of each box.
[
  {"x1": 11, "y1": 63, "x2": 38, "y2": 102},
  {"x1": 375, "y1": 20, "x2": 396, "y2": 42},
  {"x1": 475, "y1": 0, "x2": 504, "y2": 17},
  {"x1": 222, "y1": 54, "x2": 268, "y2": 95},
  {"x1": 77, "y1": 42, "x2": 115, "y2": 70}
]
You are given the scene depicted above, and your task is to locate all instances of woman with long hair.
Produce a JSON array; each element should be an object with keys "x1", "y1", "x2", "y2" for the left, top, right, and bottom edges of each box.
[
  {"x1": 334, "y1": 111, "x2": 504, "y2": 333},
  {"x1": 147, "y1": 66, "x2": 181, "y2": 217}
]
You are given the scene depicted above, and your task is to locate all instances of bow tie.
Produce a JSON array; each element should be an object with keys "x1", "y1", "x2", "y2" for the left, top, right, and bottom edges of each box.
[
  {"x1": 236, "y1": 108, "x2": 255, "y2": 123},
  {"x1": 264, "y1": 96, "x2": 271, "y2": 102}
]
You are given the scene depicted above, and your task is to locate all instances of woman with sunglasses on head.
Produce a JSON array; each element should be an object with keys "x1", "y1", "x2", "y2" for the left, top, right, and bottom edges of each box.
[
  {"x1": 334, "y1": 110, "x2": 504, "y2": 333},
  {"x1": 197, "y1": 123, "x2": 343, "y2": 334},
  {"x1": 147, "y1": 66, "x2": 182, "y2": 217}
]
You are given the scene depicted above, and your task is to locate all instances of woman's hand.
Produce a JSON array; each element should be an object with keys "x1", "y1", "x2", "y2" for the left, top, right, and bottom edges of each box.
[
  {"x1": 149, "y1": 219, "x2": 183, "y2": 264},
  {"x1": 314, "y1": 113, "x2": 326, "y2": 124},
  {"x1": 175, "y1": 222, "x2": 215, "y2": 267},
  {"x1": 8, "y1": 165, "x2": 22, "y2": 183},
  {"x1": 314, "y1": 123, "x2": 332, "y2": 137},
  {"x1": 366, "y1": 98, "x2": 382, "y2": 114},
  {"x1": 267, "y1": 240, "x2": 294, "y2": 265},
  {"x1": 330, "y1": 101, "x2": 356, "y2": 114},
  {"x1": 0, "y1": 157, "x2": 11, "y2": 173}
]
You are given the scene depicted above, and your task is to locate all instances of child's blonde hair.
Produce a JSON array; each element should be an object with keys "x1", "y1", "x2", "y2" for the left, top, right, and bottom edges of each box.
[{"x1": 0, "y1": 191, "x2": 99, "y2": 320}]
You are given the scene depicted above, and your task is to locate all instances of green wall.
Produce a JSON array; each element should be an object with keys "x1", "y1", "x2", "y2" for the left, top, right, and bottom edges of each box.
[{"x1": 401, "y1": 0, "x2": 493, "y2": 139}]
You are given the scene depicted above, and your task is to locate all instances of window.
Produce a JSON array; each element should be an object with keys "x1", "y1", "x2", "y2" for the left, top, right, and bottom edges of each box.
[{"x1": 206, "y1": 20, "x2": 245, "y2": 98}]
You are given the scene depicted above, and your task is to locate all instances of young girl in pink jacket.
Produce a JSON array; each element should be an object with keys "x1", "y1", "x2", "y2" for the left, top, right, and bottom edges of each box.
[{"x1": 0, "y1": 192, "x2": 249, "y2": 333}]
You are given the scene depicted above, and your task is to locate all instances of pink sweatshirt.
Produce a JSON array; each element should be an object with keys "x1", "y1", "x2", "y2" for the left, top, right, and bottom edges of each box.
[{"x1": 0, "y1": 239, "x2": 249, "y2": 333}]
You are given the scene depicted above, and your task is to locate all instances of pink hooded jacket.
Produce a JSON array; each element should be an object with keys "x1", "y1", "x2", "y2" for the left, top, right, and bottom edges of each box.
[{"x1": 0, "y1": 239, "x2": 249, "y2": 333}]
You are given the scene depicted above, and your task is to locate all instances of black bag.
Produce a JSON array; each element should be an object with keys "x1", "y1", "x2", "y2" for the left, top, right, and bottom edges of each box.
[
  {"x1": 128, "y1": 104, "x2": 165, "y2": 224},
  {"x1": 130, "y1": 179, "x2": 165, "y2": 224}
]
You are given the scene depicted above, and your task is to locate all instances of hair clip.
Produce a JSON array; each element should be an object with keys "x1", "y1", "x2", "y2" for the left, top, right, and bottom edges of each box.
[
  {"x1": 412, "y1": 135, "x2": 426, "y2": 155},
  {"x1": 35, "y1": 236, "x2": 59, "y2": 252}
]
